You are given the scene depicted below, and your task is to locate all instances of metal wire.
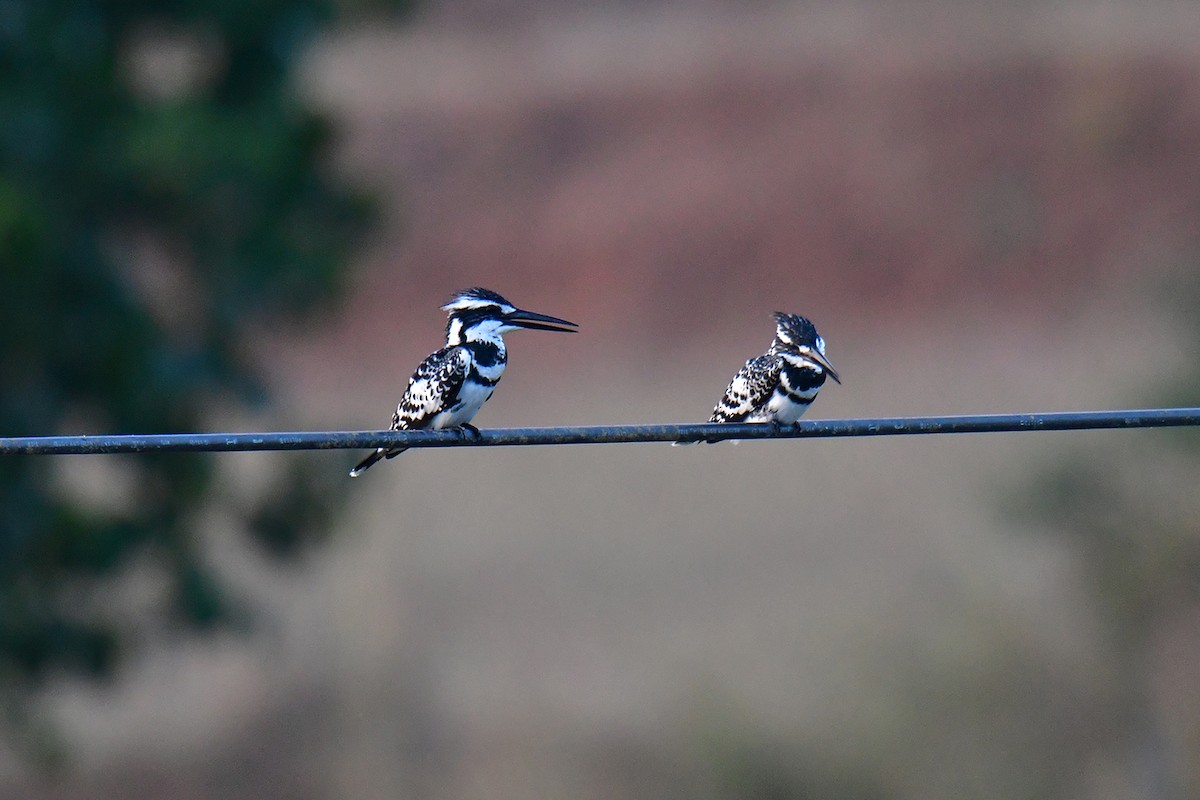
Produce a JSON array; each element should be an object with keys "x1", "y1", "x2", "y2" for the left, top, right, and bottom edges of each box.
[{"x1": 2, "y1": 408, "x2": 1200, "y2": 455}]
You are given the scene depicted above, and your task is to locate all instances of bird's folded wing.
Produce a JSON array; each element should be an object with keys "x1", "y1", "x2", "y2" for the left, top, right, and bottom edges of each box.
[
  {"x1": 392, "y1": 346, "x2": 470, "y2": 430},
  {"x1": 709, "y1": 354, "x2": 780, "y2": 423}
]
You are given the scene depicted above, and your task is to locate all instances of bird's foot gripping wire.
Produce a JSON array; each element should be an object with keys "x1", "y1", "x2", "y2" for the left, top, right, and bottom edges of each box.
[
  {"x1": 456, "y1": 423, "x2": 482, "y2": 442},
  {"x1": 769, "y1": 420, "x2": 790, "y2": 436}
]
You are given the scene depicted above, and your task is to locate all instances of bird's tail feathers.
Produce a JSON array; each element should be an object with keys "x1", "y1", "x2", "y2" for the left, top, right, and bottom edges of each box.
[{"x1": 349, "y1": 448, "x2": 386, "y2": 478}]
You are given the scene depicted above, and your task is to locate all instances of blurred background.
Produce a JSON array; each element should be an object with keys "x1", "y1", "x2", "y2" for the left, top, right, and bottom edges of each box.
[{"x1": 3, "y1": 0, "x2": 1200, "y2": 798}]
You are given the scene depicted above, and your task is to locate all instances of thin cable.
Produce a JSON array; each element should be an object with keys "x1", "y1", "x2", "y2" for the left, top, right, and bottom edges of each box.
[{"x1": 2, "y1": 408, "x2": 1199, "y2": 455}]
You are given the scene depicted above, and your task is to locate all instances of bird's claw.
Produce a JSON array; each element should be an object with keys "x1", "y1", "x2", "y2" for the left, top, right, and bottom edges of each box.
[
  {"x1": 766, "y1": 421, "x2": 801, "y2": 436},
  {"x1": 457, "y1": 423, "x2": 482, "y2": 441}
]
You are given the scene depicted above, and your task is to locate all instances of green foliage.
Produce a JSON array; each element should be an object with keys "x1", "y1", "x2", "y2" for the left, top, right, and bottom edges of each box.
[{"x1": 0, "y1": 0, "x2": 406, "y2": 697}]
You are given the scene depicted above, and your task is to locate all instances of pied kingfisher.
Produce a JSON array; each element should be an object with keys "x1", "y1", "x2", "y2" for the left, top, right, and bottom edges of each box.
[
  {"x1": 706, "y1": 312, "x2": 840, "y2": 435},
  {"x1": 350, "y1": 288, "x2": 577, "y2": 477}
]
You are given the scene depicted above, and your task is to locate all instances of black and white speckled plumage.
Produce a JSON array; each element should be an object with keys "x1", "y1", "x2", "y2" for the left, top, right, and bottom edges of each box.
[
  {"x1": 707, "y1": 312, "x2": 839, "y2": 428},
  {"x1": 350, "y1": 288, "x2": 575, "y2": 477},
  {"x1": 709, "y1": 353, "x2": 783, "y2": 424},
  {"x1": 392, "y1": 345, "x2": 476, "y2": 430}
]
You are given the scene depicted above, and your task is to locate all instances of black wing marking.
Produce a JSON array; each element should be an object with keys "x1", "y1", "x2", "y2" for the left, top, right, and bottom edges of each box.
[
  {"x1": 392, "y1": 345, "x2": 470, "y2": 431},
  {"x1": 348, "y1": 346, "x2": 470, "y2": 476},
  {"x1": 709, "y1": 353, "x2": 781, "y2": 423}
]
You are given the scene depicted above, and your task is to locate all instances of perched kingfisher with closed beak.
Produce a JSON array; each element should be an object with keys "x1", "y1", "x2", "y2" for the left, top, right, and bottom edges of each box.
[
  {"x1": 705, "y1": 312, "x2": 840, "y2": 436},
  {"x1": 350, "y1": 288, "x2": 577, "y2": 477}
]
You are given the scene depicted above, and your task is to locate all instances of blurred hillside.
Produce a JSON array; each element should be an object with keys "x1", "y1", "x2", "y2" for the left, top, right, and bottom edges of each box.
[
  {"x1": 7, "y1": 3, "x2": 1200, "y2": 800},
  {"x1": 304, "y1": 1, "x2": 1200, "y2": 354}
]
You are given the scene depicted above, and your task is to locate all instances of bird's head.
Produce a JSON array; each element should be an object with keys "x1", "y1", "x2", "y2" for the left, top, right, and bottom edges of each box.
[
  {"x1": 772, "y1": 312, "x2": 840, "y2": 384},
  {"x1": 443, "y1": 288, "x2": 578, "y2": 344}
]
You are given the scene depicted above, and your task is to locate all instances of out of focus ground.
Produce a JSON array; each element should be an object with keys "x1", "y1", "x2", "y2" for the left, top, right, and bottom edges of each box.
[{"x1": 7, "y1": 2, "x2": 1200, "y2": 798}]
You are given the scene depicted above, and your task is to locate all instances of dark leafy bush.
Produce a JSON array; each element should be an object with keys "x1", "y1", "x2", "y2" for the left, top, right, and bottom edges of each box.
[{"x1": 0, "y1": 0, "x2": 407, "y2": 694}]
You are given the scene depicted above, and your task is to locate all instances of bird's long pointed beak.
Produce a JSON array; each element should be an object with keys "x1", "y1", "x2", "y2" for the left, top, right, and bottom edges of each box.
[
  {"x1": 505, "y1": 308, "x2": 578, "y2": 333},
  {"x1": 803, "y1": 348, "x2": 841, "y2": 384}
]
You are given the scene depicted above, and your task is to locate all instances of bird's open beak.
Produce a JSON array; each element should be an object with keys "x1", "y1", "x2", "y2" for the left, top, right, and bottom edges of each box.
[
  {"x1": 803, "y1": 347, "x2": 841, "y2": 384},
  {"x1": 504, "y1": 308, "x2": 579, "y2": 333}
]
